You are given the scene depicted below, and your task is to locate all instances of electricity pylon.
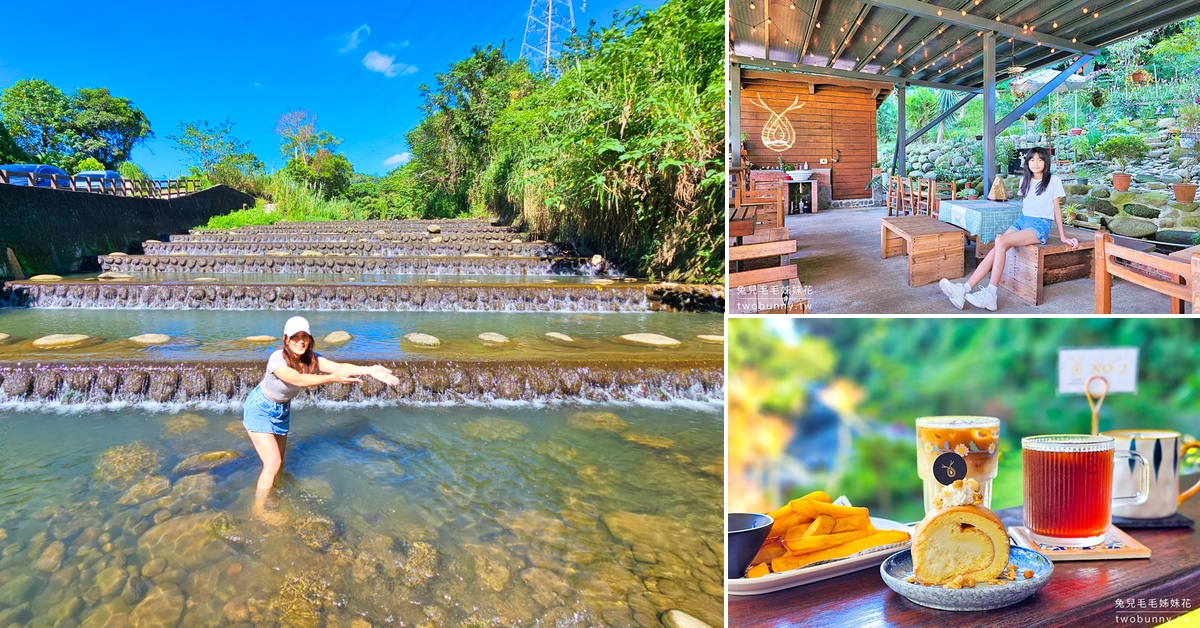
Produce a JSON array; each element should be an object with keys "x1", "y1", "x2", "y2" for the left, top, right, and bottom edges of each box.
[{"x1": 520, "y1": 0, "x2": 577, "y2": 75}]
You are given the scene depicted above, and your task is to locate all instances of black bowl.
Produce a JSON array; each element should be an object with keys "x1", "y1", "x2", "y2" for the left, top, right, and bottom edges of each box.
[{"x1": 727, "y1": 513, "x2": 773, "y2": 579}]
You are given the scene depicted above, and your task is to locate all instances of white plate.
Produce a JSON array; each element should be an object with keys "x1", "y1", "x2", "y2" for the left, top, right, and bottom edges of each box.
[{"x1": 727, "y1": 517, "x2": 914, "y2": 596}]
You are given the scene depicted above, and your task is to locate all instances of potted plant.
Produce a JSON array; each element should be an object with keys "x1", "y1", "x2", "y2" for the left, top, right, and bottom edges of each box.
[
  {"x1": 1179, "y1": 105, "x2": 1200, "y2": 150},
  {"x1": 1130, "y1": 67, "x2": 1149, "y2": 85},
  {"x1": 1074, "y1": 164, "x2": 1103, "y2": 186},
  {"x1": 1062, "y1": 205, "x2": 1081, "y2": 224},
  {"x1": 997, "y1": 138, "x2": 1020, "y2": 175},
  {"x1": 1097, "y1": 135, "x2": 1150, "y2": 191},
  {"x1": 1174, "y1": 180, "x2": 1198, "y2": 203}
]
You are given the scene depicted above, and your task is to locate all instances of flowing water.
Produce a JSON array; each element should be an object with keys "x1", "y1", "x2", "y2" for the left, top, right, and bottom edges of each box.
[
  {"x1": 0, "y1": 310, "x2": 723, "y2": 363},
  {"x1": 0, "y1": 219, "x2": 724, "y2": 627},
  {"x1": 0, "y1": 404, "x2": 723, "y2": 627}
]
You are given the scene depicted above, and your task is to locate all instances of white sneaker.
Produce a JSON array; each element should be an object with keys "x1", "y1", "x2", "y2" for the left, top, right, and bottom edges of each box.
[
  {"x1": 965, "y1": 287, "x2": 998, "y2": 311},
  {"x1": 939, "y1": 278, "x2": 968, "y2": 310}
]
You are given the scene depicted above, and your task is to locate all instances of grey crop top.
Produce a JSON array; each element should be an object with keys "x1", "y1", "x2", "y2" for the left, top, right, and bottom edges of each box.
[{"x1": 260, "y1": 349, "x2": 321, "y2": 402}]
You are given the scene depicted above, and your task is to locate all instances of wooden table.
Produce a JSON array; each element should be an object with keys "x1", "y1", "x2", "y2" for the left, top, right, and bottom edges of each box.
[
  {"x1": 730, "y1": 496, "x2": 1200, "y2": 628},
  {"x1": 880, "y1": 216, "x2": 967, "y2": 287},
  {"x1": 940, "y1": 200, "x2": 1024, "y2": 245}
]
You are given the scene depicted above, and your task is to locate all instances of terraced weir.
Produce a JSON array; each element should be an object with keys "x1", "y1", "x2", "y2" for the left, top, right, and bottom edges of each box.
[{"x1": 0, "y1": 220, "x2": 725, "y2": 627}]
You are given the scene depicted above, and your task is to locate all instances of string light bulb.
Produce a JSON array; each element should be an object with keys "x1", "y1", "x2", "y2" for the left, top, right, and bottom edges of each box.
[{"x1": 749, "y1": 2, "x2": 755, "y2": 9}]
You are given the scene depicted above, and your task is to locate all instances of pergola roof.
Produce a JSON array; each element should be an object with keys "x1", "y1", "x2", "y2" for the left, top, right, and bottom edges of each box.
[{"x1": 730, "y1": 0, "x2": 1200, "y2": 91}]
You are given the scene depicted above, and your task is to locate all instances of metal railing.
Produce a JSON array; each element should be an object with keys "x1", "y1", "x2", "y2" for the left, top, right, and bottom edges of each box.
[{"x1": 0, "y1": 171, "x2": 201, "y2": 198}]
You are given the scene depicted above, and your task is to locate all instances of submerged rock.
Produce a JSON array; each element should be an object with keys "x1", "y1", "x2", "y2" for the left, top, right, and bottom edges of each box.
[
  {"x1": 478, "y1": 332, "x2": 510, "y2": 345},
  {"x1": 402, "y1": 541, "x2": 438, "y2": 587},
  {"x1": 544, "y1": 332, "x2": 574, "y2": 342},
  {"x1": 462, "y1": 417, "x2": 528, "y2": 441},
  {"x1": 623, "y1": 433, "x2": 674, "y2": 449},
  {"x1": 33, "y1": 334, "x2": 90, "y2": 348},
  {"x1": 0, "y1": 573, "x2": 39, "y2": 606},
  {"x1": 0, "y1": 333, "x2": 9, "y2": 342},
  {"x1": 32, "y1": 540, "x2": 64, "y2": 572},
  {"x1": 173, "y1": 450, "x2": 239, "y2": 475},
  {"x1": 98, "y1": 272, "x2": 133, "y2": 280},
  {"x1": 620, "y1": 333, "x2": 682, "y2": 347},
  {"x1": 271, "y1": 572, "x2": 328, "y2": 628},
  {"x1": 129, "y1": 333, "x2": 170, "y2": 345},
  {"x1": 568, "y1": 411, "x2": 628, "y2": 433},
  {"x1": 128, "y1": 584, "x2": 184, "y2": 627},
  {"x1": 403, "y1": 333, "x2": 441, "y2": 347},
  {"x1": 293, "y1": 516, "x2": 338, "y2": 551},
  {"x1": 663, "y1": 609, "x2": 714, "y2": 628},
  {"x1": 323, "y1": 331, "x2": 352, "y2": 344},
  {"x1": 696, "y1": 334, "x2": 724, "y2": 344},
  {"x1": 28, "y1": 274, "x2": 62, "y2": 281},
  {"x1": 95, "y1": 442, "x2": 164, "y2": 484},
  {"x1": 163, "y1": 413, "x2": 208, "y2": 436},
  {"x1": 137, "y1": 512, "x2": 231, "y2": 570},
  {"x1": 116, "y1": 476, "x2": 171, "y2": 505}
]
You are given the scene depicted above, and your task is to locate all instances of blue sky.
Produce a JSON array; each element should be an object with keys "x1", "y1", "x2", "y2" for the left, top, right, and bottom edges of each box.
[{"x1": 0, "y1": 0, "x2": 656, "y2": 177}]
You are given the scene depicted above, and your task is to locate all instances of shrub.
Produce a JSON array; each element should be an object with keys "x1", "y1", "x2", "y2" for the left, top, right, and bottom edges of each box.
[
  {"x1": 117, "y1": 161, "x2": 148, "y2": 179},
  {"x1": 72, "y1": 157, "x2": 105, "y2": 174},
  {"x1": 1097, "y1": 135, "x2": 1149, "y2": 172}
]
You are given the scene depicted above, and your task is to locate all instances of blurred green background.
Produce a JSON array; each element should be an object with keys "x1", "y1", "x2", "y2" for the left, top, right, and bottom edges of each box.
[{"x1": 729, "y1": 318, "x2": 1200, "y2": 523}]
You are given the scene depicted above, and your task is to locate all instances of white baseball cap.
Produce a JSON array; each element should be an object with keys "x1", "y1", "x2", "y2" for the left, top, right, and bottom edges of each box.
[{"x1": 283, "y1": 316, "x2": 311, "y2": 337}]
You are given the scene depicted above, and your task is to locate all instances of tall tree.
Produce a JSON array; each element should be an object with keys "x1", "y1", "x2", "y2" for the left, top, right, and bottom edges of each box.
[
  {"x1": 69, "y1": 88, "x2": 153, "y2": 168},
  {"x1": 0, "y1": 79, "x2": 73, "y2": 162},
  {"x1": 275, "y1": 110, "x2": 341, "y2": 166},
  {"x1": 167, "y1": 118, "x2": 257, "y2": 172},
  {"x1": 0, "y1": 120, "x2": 29, "y2": 164}
]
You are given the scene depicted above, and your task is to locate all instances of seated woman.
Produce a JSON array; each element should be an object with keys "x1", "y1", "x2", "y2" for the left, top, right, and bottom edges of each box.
[{"x1": 940, "y1": 146, "x2": 1078, "y2": 311}]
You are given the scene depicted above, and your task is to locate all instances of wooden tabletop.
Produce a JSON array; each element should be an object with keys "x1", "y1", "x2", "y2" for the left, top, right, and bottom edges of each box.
[
  {"x1": 729, "y1": 496, "x2": 1200, "y2": 628},
  {"x1": 881, "y1": 216, "x2": 968, "y2": 237}
]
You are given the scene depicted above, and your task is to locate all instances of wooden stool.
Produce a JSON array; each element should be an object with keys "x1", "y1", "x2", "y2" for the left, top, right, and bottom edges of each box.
[
  {"x1": 999, "y1": 227, "x2": 1096, "y2": 306},
  {"x1": 880, "y1": 216, "x2": 966, "y2": 287}
]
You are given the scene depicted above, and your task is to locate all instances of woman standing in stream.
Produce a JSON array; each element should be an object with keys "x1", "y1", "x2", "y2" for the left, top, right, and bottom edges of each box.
[{"x1": 243, "y1": 316, "x2": 399, "y2": 518}]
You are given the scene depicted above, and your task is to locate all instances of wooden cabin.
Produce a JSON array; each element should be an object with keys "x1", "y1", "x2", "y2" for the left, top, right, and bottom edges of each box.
[{"x1": 738, "y1": 70, "x2": 891, "y2": 206}]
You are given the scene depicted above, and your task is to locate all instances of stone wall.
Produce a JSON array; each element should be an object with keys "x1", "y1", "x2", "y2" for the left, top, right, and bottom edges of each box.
[{"x1": 0, "y1": 185, "x2": 255, "y2": 280}]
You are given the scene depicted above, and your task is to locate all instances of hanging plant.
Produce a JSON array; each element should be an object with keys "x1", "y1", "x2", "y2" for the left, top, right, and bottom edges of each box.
[{"x1": 1091, "y1": 89, "x2": 1106, "y2": 108}]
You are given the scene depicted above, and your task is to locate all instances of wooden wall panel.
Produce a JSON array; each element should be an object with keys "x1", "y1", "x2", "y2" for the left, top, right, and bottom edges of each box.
[{"x1": 740, "y1": 79, "x2": 879, "y2": 201}]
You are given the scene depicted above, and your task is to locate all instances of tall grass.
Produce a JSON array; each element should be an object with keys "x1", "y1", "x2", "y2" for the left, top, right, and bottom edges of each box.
[{"x1": 201, "y1": 172, "x2": 362, "y2": 229}]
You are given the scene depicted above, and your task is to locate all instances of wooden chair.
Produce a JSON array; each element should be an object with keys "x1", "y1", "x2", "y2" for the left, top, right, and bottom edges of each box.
[
  {"x1": 931, "y1": 180, "x2": 957, "y2": 220},
  {"x1": 897, "y1": 176, "x2": 917, "y2": 216},
  {"x1": 741, "y1": 180, "x2": 785, "y2": 229},
  {"x1": 886, "y1": 175, "x2": 901, "y2": 216},
  {"x1": 912, "y1": 178, "x2": 935, "y2": 217},
  {"x1": 1094, "y1": 231, "x2": 1200, "y2": 314}
]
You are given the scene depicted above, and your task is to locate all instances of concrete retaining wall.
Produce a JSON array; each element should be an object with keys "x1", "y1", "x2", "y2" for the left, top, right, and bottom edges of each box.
[{"x1": 0, "y1": 184, "x2": 255, "y2": 280}]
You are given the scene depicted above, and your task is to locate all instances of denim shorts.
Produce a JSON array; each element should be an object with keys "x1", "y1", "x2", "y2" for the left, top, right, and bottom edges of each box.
[
  {"x1": 1011, "y1": 215, "x2": 1053, "y2": 245},
  {"x1": 242, "y1": 385, "x2": 290, "y2": 435}
]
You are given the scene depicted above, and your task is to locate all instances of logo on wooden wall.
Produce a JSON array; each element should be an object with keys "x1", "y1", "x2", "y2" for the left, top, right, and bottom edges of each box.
[{"x1": 750, "y1": 93, "x2": 805, "y2": 152}]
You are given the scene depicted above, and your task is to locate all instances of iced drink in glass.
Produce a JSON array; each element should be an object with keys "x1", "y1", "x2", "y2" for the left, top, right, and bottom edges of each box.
[{"x1": 916, "y1": 416, "x2": 1000, "y2": 512}]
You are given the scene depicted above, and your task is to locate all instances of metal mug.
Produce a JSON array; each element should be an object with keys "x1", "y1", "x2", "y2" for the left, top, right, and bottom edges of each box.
[{"x1": 1103, "y1": 429, "x2": 1200, "y2": 519}]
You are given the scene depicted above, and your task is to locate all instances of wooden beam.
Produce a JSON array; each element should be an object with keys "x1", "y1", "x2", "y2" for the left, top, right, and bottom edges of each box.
[
  {"x1": 729, "y1": 239, "x2": 798, "y2": 261},
  {"x1": 854, "y1": 14, "x2": 914, "y2": 71},
  {"x1": 733, "y1": 55, "x2": 980, "y2": 92},
  {"x1": 743, "y1": 68, "x2": 893, "y2": 93},
  {"x1": 799, "y1": 0, "x2": 824, "y2": 66},
  {"x1": 830, "y1": 3, "x2": 871, "y2": 67},
  {"x1": 862, "y1": 0, "x2": 1099, "y2": 54},
  {"x1": 729, "y1": 264, "x2": 799, "y2": 289}
]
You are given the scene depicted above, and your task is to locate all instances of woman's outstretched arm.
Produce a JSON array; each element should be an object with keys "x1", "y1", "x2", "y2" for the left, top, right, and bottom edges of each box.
[
  {"x1": 272, "y1": 364, "x2": 361, "y2": 389},
  {"x1": 317, "y1": 357, "x2": 400, "y2": 386}
]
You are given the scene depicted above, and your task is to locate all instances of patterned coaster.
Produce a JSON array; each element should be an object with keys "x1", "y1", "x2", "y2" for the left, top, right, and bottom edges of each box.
[
  {"x1": 1008, "y1": 525, "x2": 1151, "y2": 561},
  {"x1": 1112, "y1": 513, "x2": 1195, "y2": 529}
]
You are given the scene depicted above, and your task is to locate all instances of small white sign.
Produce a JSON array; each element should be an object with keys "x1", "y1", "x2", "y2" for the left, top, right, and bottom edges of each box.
[{"x1": 1058, "y1": 347, "x2": 1139, "y2": 394}]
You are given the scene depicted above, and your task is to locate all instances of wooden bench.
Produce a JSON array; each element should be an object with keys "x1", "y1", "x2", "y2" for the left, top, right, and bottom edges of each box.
[
  {"x1": 998, "y1": 226, "x2": 1096, "y2": 306},
  {"x1": 880, "y1": 216, "x2": 966, "y2": 287},
  {"x1": 1095, "y1": 231, "x2": 1200, "y2": 314}
]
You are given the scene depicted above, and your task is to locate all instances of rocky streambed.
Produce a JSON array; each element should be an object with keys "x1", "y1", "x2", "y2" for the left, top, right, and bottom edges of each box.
[{"x1": 0, "y1": 405, "x2": 724, "y2": 627}]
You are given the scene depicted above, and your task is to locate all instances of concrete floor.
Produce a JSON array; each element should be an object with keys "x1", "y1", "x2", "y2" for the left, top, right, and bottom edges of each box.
[{"x1": 773, "y1": 206, "x2": 1190, "y2": 315}]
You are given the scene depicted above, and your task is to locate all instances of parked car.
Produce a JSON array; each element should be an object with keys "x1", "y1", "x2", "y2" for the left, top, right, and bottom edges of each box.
[
  {"x1": 74, "y1": 170, "x2": 124, "y2": 192},
  {"x1": 0, "y1": 164, "x2": 70, "y2": 187}
]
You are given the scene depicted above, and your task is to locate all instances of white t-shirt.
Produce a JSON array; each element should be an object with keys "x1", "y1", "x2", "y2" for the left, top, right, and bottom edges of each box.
[
  {"x1": 260, "y1": 349, "x2": 321, "y2": 402},
  {"x1": 1020, "y1": 174, "x2": 1065, "y2": 219}
]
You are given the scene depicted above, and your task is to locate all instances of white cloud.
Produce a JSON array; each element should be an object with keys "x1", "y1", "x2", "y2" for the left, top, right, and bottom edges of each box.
[
  {"x1": 383, "y1": 152, "x2": 411, "y2": 167},
  {"x1": 339, "y1": 25, "x2": 370, "y2": 53},
  {"x1": 362, "y1": 51, "x2": 417, "y2": 78}
]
